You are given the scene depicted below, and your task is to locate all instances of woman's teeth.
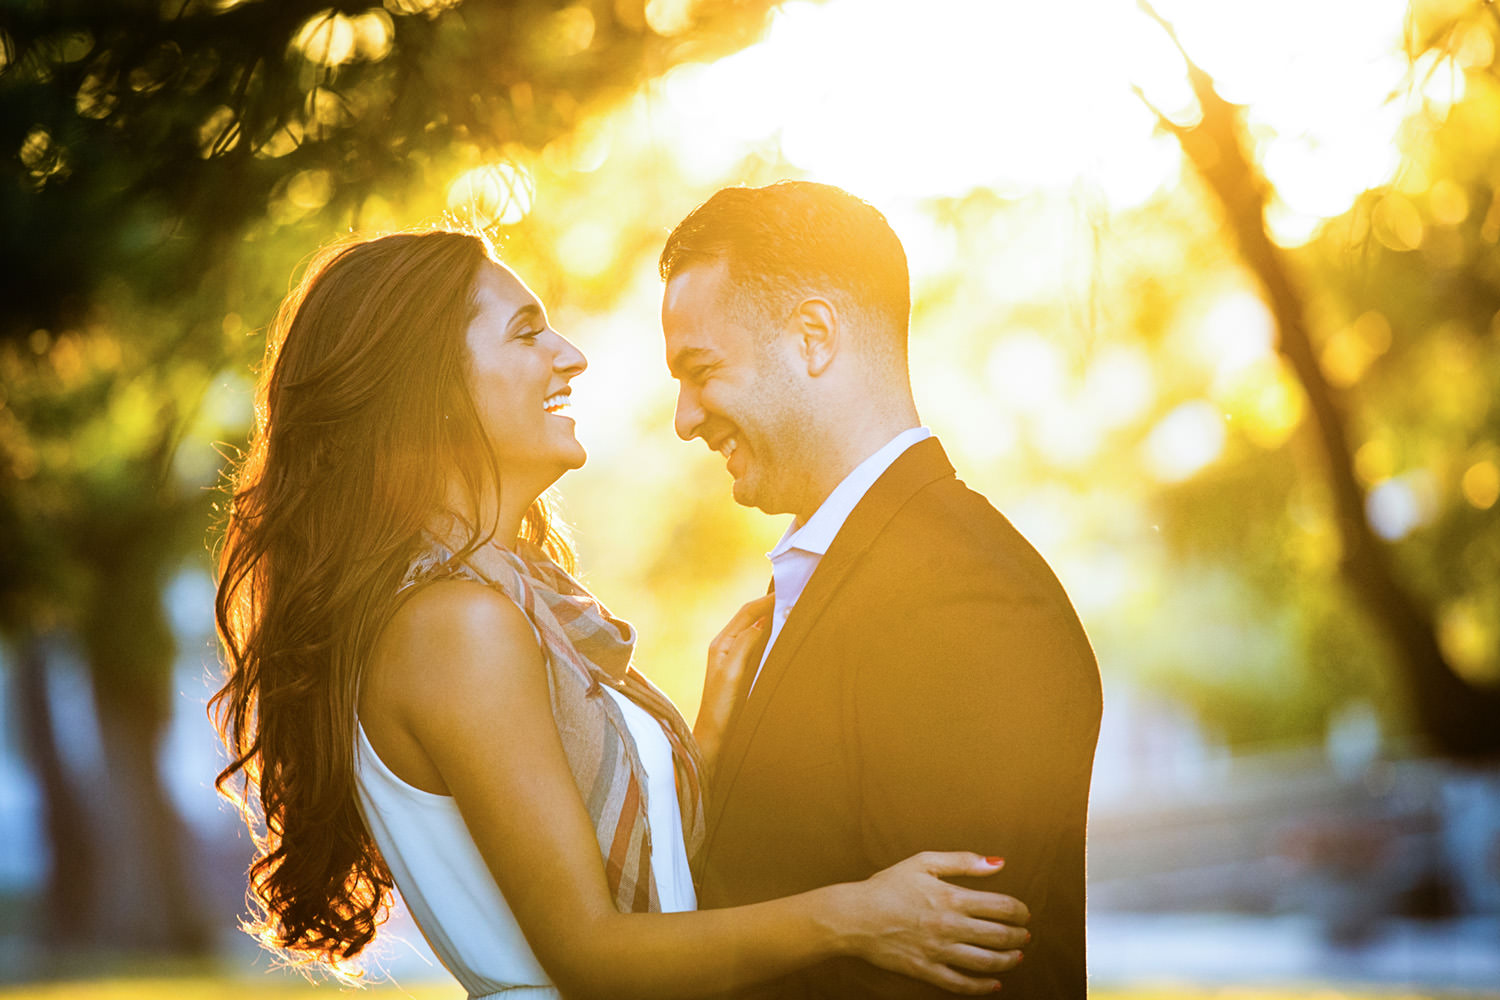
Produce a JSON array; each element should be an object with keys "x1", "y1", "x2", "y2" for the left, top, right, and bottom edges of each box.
[{"x1": 543, "y1": 392, "x2": 570, "y2": 413}]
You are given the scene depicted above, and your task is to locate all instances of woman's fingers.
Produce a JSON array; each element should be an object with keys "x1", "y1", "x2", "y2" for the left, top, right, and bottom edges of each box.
[
  {"x1": 709, "y1": 595, "x2": 774, "y2": 656},
  {"x1": 727, "y1": 594, "x2": 774, "y2": 634},
  {"x1": 856, "y1": 851, "x2": 1032, "y2": 995},
  {"x1": 944, "y1": 943, "x2": 1024, "y2": 975},
  {"x1": 911, "y1": 942, "x2": 1021, "y2": 995},
  {"x1": 913, "y1": 850, "x2": 1007, "y2": 880},
  {"x1": 954, "y1": 915, "x2": 1029, "y2": 951},
  {"x1": 909, "y1": 963, "x2": 1002, "y2": 996},
  {"x1": 712, "y1": 605, "x2": 771, "y2": 663},
  {"x1": 955, "y1": 887, "x2": 1030, "y2": 927}
]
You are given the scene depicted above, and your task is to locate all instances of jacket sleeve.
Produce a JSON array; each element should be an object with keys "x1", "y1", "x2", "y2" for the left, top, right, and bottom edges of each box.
[{"x1": 819, "y1": 571, "x2": 1101, "y2": 998}]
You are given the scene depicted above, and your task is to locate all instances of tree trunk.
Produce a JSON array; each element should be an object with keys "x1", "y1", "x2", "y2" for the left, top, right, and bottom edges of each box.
[
  {"x1": 80, "y1": 530, "x2": 212, "y2": 954},
  {"x1": 13, "y1": 633, "x2": 101, "y2": 949},
  {"x1": 1138, "y1": 1, "x2": 1500, "y2": 759}
]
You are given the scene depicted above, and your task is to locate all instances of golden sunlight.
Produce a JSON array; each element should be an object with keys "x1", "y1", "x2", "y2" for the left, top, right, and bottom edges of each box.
[{"x1": 642, "y1": 0, "x2": 1411, "y2": 242}]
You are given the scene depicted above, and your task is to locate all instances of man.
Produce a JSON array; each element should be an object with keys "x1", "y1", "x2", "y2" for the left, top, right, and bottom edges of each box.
[{"x1": 660, "y1": 181, "x2": 1102, "y2": 998}]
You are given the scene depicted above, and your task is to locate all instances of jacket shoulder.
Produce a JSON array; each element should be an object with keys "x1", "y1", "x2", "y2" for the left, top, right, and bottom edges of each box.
[{"x1": 868, "y1": 475, "x2": 1063, "y2": 598}]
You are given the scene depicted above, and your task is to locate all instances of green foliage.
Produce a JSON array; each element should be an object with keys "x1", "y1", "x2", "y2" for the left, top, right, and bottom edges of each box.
[{"x1": 0, "y1": 0, "x2": 782, "y2": 953}]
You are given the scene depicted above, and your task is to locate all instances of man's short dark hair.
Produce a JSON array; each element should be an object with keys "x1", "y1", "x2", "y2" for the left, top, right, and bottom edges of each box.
[{"x1": 659, "y1": 181, "x2": 911, "y2": 351}]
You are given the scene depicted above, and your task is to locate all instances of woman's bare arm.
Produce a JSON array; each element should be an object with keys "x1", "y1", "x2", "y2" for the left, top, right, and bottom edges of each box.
[{"x1": 364, "y1": 581, "x2": 1024, "y2": 1000}]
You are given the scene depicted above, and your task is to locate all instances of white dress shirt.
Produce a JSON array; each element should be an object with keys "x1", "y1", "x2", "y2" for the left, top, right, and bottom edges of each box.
[{"x1": 751, "y1": 426, "x2": 932, "y2": 691}]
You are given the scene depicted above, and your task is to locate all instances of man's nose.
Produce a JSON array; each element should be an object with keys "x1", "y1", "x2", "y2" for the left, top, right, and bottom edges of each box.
[{"x1": 674, "y1": 387, "x2": 702, "y2": 442}]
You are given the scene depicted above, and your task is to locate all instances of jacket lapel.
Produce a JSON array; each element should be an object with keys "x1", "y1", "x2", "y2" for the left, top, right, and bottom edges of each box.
[{"x1": 704, "y1": 437, "x2": 957, "y2": 845}]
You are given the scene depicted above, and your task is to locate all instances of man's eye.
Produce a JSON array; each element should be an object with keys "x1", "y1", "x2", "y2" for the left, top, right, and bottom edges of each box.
[
  {"x1": 519, "y1": 329, "x2": 543, "y2": 341},
  {"x1": 691, "y1": 366, "x2": 712, "y2": 382}
]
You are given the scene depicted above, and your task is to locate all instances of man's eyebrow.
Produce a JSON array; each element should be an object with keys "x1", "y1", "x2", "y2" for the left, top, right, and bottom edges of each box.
[{"x1": 667, "y1": 346, "x2": 715, "y2": 377}]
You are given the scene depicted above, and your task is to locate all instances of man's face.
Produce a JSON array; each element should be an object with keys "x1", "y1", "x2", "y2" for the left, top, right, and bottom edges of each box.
[{"x1": 662, "y1": 261, "x2": 811, "y2": 515}]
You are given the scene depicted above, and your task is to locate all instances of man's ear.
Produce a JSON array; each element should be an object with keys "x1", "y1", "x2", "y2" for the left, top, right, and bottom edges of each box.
[{"x1": 789, "y1": 297, "x2": 838, "y2": 377}]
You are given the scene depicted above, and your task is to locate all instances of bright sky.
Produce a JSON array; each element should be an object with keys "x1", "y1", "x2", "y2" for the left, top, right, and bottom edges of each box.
[
  {"x1": 648, "y1": 0, "x2": 1417, "y2": 244},
  {"x1": 631, "y1": 0, "x2": 1428, "y2": 501},
  {"x1": 433, "y1": 0, "x2": 1497, "y2": 706},
  {"x1": 459, "y1": 0, "x2": 1456, "y2": 562}
]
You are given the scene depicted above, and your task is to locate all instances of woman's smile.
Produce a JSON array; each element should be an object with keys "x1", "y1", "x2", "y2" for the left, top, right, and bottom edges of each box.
[{"x1": 465, "y1": 263, "x2": 588, "y2": 479}]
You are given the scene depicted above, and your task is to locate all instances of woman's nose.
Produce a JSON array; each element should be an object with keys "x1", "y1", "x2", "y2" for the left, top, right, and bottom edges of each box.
[{"x1": 552, "y1": 332, "x2": 587, "y2": 375}]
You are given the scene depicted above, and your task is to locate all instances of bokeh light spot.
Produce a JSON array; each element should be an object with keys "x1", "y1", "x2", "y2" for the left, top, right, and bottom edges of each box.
[
  {"x1": 447, "y1": 162, "x2": 535, "y2": 228},
  {"x1": 353, "y1": 9, "x2": 395, "y2": 62},
  {"x1": 19, "y1": 127, "x2": 65, "y2": 181},
  {"x1": 286, "y1": 169, "x2": 333, "y2": 211},
  {"x1": 293, "y1": 10, "x2": 357, "y2": 67},
  {"x1": 985, "y1": 332, "x2": 1067, "y2": 415},
  {"x1": 1353, "y1": 438, "x2": 1396, "y2": 487},
  {"x1": 386, "y1": 0, "x2": 462, "y2": 14},
  {"x1": 1429, "y1": 177, "x2": 1470, "y2": 226},
  {"x1": 1438, "y1": 599, "x2": 1498, "y2": 685},
  {"x1": 1144, "y1": 400, "x2": 1226, "y2": 483},
  {"x1": 543, "y1": 5, "x2": 597, "y2": 56},
  {"x1": 255, "y1": 121, "x2": 304, "y2": 159},
  {"x1": 1320, "y1": 310, "x2": 1391, "y2": 388},
  {"x1": 1366, "y1": 472, "x2": 1437, "y2": 540},
  {"x1": 1198, "y1": 291, "x2": 1277, "y2": 384},
  {"x1": 1372, "y1": 192, "x2": 1425, "y2": 251},
  {"x1": 196, "y1": 105, "x2": 240, "y2": 158},
  {"x1": 557, "y1": 221, "x2": 618, "y2": 280},
  {"x1": 1079, "y1": 346, "x2": 1156, "y2": 432},
  {"x1": 645, "y1": 0, "x2": 696, "y2": 36},
  {"x1": 1461, "y1": 459, "x2": 1500, "y2": 510}
]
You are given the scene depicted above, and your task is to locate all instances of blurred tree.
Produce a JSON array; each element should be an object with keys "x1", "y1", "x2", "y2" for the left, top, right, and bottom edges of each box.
[
  {"x1": 1135, "y1": 0, "x2": 1500, "y2": 758},
  {"x1": 0, "y1": 0, "x2": 778, "y2": 955}
]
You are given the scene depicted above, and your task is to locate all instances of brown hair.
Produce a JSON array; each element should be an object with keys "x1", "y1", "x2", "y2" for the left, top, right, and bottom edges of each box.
[
  {"x1": 659, "y1": 180, "x2": 911, "y2": 352},
  {"x1": 211, "y1": 229, "x2": 572, "y2": 977}
]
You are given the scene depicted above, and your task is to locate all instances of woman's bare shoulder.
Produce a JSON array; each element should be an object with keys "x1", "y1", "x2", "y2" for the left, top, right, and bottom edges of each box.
[{"x1": 373, "y1": 579, "x2": 542, "y2": 689}]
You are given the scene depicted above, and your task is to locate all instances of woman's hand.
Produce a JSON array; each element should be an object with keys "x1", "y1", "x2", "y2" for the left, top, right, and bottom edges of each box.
[
  {"x1": 693, "y1": 594, "x2": 774, "y2": 775},
  {"x1": 827, "y1": 852, "x2": 1029, "y2": 995}
]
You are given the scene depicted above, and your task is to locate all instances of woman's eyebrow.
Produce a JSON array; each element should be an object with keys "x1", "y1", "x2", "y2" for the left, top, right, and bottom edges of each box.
[{"x1": 508, "y1": 303, "x2": 544, "y2": 331}]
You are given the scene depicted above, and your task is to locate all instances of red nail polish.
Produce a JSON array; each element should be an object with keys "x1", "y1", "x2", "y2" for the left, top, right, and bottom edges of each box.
[
  {"x1": 1024, "y1": 931, "x2": 1031, "y2": 943},
  {"x1": 1016, "y1": 953, "x2": 1024, "y2": 964},
  {"x1": 985, "y1": 856, "x2": 1004, "y2": 866},
  {"x1": 991, "y1": 985, "x2": 1002, "y2": 994}
]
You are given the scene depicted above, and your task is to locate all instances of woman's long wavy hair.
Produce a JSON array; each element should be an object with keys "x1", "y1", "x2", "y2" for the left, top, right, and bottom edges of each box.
[{"x1": 211, "y1": 229, "x2": 573, "y2": 977}]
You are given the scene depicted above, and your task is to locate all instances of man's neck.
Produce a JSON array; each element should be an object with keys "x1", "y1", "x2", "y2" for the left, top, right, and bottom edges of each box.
[{"x1": 791, "y1": 410, "x2": 921, "y2": 526}]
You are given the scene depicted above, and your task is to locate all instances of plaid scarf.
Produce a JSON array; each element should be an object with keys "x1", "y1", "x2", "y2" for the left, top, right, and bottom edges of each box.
[{"x1": 401, "y1": 539, "x2": 706, "y2": 913}]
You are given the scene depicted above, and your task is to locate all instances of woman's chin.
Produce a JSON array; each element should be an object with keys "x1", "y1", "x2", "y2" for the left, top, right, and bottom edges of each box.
[{"x1": 556, "y1": 443, "x2": 588, "y2": 474}]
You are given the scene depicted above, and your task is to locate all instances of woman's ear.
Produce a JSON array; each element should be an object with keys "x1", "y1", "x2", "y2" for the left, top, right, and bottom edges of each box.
[{"x1": 789, "y1": 296, "x2": 838, "y2": 377}]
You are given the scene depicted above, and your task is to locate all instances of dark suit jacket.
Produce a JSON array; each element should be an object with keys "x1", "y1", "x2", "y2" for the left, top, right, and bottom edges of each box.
[{"x1": 697, "y1": 438, "x2": 1102, "y2": 999}]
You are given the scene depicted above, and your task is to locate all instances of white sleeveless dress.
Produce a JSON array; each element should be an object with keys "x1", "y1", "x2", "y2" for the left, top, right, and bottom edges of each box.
[{"x1": 354, "y1": 685, "x2": 697, "y2": 999}]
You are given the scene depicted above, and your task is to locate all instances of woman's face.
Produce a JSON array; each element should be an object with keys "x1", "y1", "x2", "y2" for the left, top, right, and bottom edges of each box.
[{"x1": 464, "y1": 262, "x2": 588, "y2": 485}]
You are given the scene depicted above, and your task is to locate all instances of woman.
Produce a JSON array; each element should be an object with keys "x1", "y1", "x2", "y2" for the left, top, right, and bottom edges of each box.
[{"x1": 213, "y1": 229, "x2": 1029, "y2": 999}]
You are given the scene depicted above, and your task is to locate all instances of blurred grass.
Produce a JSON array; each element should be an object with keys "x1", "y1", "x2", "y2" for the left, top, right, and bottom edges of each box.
[
  {"x1": 0, "y1": 978, "x2": 461, "y2": 999},
  {"x1": 1, "y1": 980, "x2": 1498, "y2": 1000}
]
